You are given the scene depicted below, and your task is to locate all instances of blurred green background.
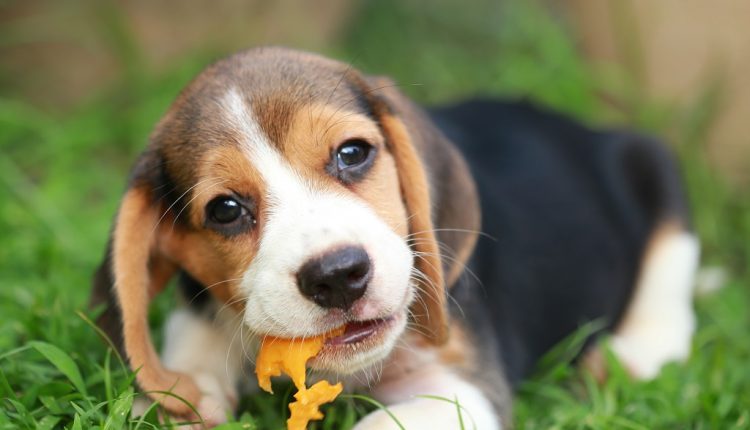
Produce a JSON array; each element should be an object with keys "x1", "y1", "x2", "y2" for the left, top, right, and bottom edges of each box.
[{"x1": 1, "y1": 1, "x2": 749, "y2": 429}]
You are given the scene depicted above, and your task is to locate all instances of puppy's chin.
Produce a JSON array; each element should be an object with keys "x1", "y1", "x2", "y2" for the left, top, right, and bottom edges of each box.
[{"x1": 308, "y1": 309, "x2": 408, "y2": 375}]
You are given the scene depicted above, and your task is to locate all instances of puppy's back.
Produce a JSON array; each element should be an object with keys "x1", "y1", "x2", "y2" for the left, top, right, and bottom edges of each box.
[{"x1": 429, "y1": 99, "x2": 691, "y2": 386}]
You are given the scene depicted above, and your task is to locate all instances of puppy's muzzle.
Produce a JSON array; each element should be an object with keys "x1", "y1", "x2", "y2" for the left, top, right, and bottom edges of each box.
[{"x1": 296, "y1": 246, "x2": 371, "y2": 310}]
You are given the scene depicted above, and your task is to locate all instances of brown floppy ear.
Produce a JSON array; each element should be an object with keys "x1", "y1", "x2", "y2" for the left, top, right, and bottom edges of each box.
[
  {"x1": 365, "y1": 76, "x2": 481, "y2": 345},
  {"x1": 90, "y1": 153, "x2": 201, "y2": 416}
]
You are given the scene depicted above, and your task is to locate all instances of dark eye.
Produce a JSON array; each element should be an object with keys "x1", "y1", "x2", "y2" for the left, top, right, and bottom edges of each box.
[
  {"x1": 337, "y1": 139, "x2": 371, "y2": 169},
  {"x1": 205, "y1": 196, "x2": 255, "y2": 235},
  {"x1": 209, "y1": 197, "x2": 243, "y2": 223}
]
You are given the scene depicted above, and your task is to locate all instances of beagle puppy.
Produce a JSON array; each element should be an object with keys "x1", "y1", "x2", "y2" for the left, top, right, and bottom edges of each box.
[{"x1": 90, "y1": 47, "x2": 699, "y2": 429}]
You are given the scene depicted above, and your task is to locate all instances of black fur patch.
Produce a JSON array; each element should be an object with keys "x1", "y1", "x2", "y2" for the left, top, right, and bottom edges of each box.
[{"x1": 430, "y1": 99, "x2": 690, "y2": 386}]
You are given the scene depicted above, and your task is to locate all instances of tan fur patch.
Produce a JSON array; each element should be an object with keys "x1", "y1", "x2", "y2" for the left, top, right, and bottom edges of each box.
[
  {"x1": 112, "y1": 187, "x2": 201, "y2": 415},
  {"x1": 284, "y1": 103, "x2": 409, "y2": 236},
  {"x1": 437, "y1": 322, "x2": 474, "y2": 367},
  {"x1": 165, "y1": 144, "x2": 268, "y2": 311},
  {"x1": 380, "y1": 113, "x2": 448, "y2": 345},
  {"x1": 439, "y1": 156, "x2": 481, "y2": 288},
  {"x1": 191, "y1": 144, "x2": 266, "y2": 226},
  {"x1": 253, "y1": 96, "x2": 295, "y2": 147}
]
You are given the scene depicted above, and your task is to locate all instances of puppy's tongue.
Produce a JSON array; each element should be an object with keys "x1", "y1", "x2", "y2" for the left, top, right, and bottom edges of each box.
[{"x1": 326, "y1": 318, "x2": 389, "y2": 345}]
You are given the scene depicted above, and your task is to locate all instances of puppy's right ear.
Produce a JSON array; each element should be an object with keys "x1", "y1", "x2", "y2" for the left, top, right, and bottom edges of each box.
[
  {"x1": 361, "y1": 76, "x2": 481, "y2": 345},
  {"x1": 90, "y1": 152, "x2": 201, "y2": 416}
]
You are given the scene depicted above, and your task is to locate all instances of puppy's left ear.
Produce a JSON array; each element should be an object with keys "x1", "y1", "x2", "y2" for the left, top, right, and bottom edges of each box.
[
  {"x1": 90, "y1": 150, "x2": 202, "y2": 416},
  {"x1": 363, "y1": 76, "x2": 480, "y2": 345}
]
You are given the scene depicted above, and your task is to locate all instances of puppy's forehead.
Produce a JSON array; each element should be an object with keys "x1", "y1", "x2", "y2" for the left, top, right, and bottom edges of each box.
[{"x1": 179, "y1": 48, "x2": 372, "y2": 147}]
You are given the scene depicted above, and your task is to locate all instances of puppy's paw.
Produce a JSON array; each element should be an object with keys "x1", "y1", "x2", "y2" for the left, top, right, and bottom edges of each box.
[
  {"x1": 353, "y1": 394, "x2": 501, "y2": 430},
  {"x1": 353, "y1": 409, "x2": 405, "y2": 430},
  {"x1": 130, "y1": 396, "x2": 228, "y2": 429},
  {"x1": 190, "y1": 372, "x2": 237, "y2": 427},
  {"x1": 194, "y1": 394, "x2": 229, "y2": 428},
  {"x1": 353, "y1": 403, "x2": 488, "y2": 430},
  {"x1": 131, "y1": 373, "x2": 236, "y2": 429}
]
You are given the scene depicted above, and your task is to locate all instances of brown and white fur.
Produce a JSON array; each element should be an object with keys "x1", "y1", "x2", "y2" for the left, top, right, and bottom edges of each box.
[{"x1": 90, "y1": 47, "x2": 699, "y2": 429}]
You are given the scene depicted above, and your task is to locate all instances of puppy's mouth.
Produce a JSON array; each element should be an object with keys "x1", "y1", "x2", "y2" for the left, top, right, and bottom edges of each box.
[
  {"x1": 325, "y1": 316, "x2": 395, "y2": 346},
  {"x1": 308, "y1": 311, "x2": 405, "y2": 371}
]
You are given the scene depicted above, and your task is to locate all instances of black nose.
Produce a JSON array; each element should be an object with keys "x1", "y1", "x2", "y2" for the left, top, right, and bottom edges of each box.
[{"x1": 297, "y1": 246, "x2": 371, "y2": 310}]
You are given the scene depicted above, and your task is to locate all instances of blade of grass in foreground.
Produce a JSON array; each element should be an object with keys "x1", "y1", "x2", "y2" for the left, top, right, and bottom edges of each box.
[
  {"x1": 341, "y1": 394, "x2": 406, "y2": 430},
  {"x1": 30, "y1": 341, "x2": 88, "y2": 397},
  {"x1": 417, "y1": 394, "x2": 477, "y2": 430}
]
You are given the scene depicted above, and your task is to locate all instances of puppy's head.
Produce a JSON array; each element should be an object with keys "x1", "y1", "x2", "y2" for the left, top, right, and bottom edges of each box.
[{"x1": 98, "y1": 47, "x2": 478, "y2": 411}]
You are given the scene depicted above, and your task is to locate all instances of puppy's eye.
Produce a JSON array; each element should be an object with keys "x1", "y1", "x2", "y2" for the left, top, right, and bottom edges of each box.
[
  {"x1": 330, "y1": 139, "x2": 376, "y2": 184},
  {"x1": 205, "y1": 195, "x2": 255, "y2": 235},
  {"x1": 337, "y1": 139, "x2": 371, "y2": 169},
  {"x1": 210, "y1": 197, "x2": 243, "y2": 223}
]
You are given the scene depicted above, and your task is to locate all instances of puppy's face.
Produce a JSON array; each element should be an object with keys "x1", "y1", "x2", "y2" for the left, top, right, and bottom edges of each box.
[{"x1": 152, "y1": 49, "x2": 420, "y2": 374}]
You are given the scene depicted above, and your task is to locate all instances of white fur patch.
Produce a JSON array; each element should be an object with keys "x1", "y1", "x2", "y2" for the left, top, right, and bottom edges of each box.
[
  {"x1": 160, "y1": 308, "x2": 247, "y2": 424},
  {"x1": 218, "y1": 89, "x2": 414, "y2": 372},
  {"x1": 358, "y1": 366, "x2": 500, "y2": 430},
  {"x1": 611, "y1": 230, "x2": 700, "y2": 379}
]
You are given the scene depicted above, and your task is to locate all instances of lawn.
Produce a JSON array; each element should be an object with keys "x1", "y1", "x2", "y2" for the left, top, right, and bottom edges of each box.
[{"x1": 1, "y1": 1, "x2": 749, "y2": 429}]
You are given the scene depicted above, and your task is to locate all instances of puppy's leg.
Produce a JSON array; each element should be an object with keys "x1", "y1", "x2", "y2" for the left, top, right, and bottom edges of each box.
[
  {"x1": 591, "y1": 222, "x2": 699, "y2": 379},
  {"x1": 153, "y1": 307, "x2": 246, "y2": 426},
  {"x1": 354, "y1": 364, "x2": 500, "y2": 430},
  {"x1": 353, "y1": 327, "x2": 507, "y2": 430}
]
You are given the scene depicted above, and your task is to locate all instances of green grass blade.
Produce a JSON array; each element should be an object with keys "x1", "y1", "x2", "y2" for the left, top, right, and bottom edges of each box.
[
  {"x1": 5, "y1": 398, "x2": 37, "y2": 427},
  {"x1": 76, "y1": 310, "x2": 128, "y2": 372},
  {"x1": 132, "y1": 397, "x2": 162, "y2": 430},
  {"x1": 416, "y1": 395, "x2": 477, "y2": 430},
  {"x1": 103, "y1": 388, "x2": 134, "y2": 430},
  {"x1": 455, "y1": 395, "x2": 465, "y2": 430},
  {"x1": 70, "y1": 413, "x2": 83, "y2": 430},
  {"x1": 0, "y1": 368, "x2": 16, "y2": 400},
  {"x1": 0, "y1": 344, "x2": 32, "y2": 361},
  {"x1": 341, "y1": 394, "x2": 406, "y2": 430},
  {"x1": 36, "y1": 415, "x2": 61, "y2": 430},
  {"x1": 30, "y1": 341, "x2": 88, "y2": 397}
]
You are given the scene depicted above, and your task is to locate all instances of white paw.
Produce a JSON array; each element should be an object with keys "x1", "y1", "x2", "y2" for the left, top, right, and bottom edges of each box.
[
  {"x1": 353, "y1": 409, "x2": 406, "y2": 430},
  {"x1": 611, "y1": 317, "x2": 694, "y2": 380},
  {"x1": 353, "y1": 397, "x2": 500, "y2": 430},
  {"x1": 612, "y1": 230, "x2": 699, "y2": 380}
]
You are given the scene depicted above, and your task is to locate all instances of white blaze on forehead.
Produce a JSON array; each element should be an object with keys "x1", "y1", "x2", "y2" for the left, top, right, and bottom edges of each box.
[
  {"x1": 218, "y1": 88, "x2": 283, "y2": 171},
  {"x1": 218, "y1": 88, "x2": 414, "y2": 343},
  {"x1": 219, "y1": 88, "x2": 364, "y2": 238}
]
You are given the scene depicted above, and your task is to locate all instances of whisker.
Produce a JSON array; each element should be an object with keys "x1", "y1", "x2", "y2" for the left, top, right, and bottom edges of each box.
[
  {"x1": 223, "y1": 309, "x2": 247, "y2": 380},
  {"x1": 150, "y1": 177, "x2": 217, "y2": 236},
  {"x1": 320, "y1": 59, "x2": 358, "y2": 133},
  {"x1": 320, "y1": 111, "x2": 363, "y2": 143},
  {"x1": 404, "y1": 228, "x2": 496, "y2": 241},
  {"x1": 412, "y1": 259, "x2": 468, "y2": 319},
  {"x1": 187, "y1": 276, "x2": 245, "y2": 305},
  {"x1": 170, "y1": 179, "x2": 228, "y2": 231},
  {"x1": 413, "y1": 249, "x2": 483, "y2": 289}
]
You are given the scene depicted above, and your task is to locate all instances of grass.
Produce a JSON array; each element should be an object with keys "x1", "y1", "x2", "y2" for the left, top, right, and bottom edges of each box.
[{"x1": 1, "y1": 0, "x2": 749, "y2": 428}]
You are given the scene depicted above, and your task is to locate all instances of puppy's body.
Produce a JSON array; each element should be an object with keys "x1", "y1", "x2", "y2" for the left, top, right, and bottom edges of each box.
[
  {"x1": 431, "y1": 100, "x2": 694, "y2": 386},
  {"x1": 91, "y1": 48, "x2": 698, "y2": 429}
]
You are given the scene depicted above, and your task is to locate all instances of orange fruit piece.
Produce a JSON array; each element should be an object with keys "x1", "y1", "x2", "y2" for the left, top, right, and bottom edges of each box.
[
  {"x1": 255, "y1": 326, "x2": 346, "y2": 430},
  {"x1": 287, "y1": 380, "x2": 343, "y2": 430}
]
